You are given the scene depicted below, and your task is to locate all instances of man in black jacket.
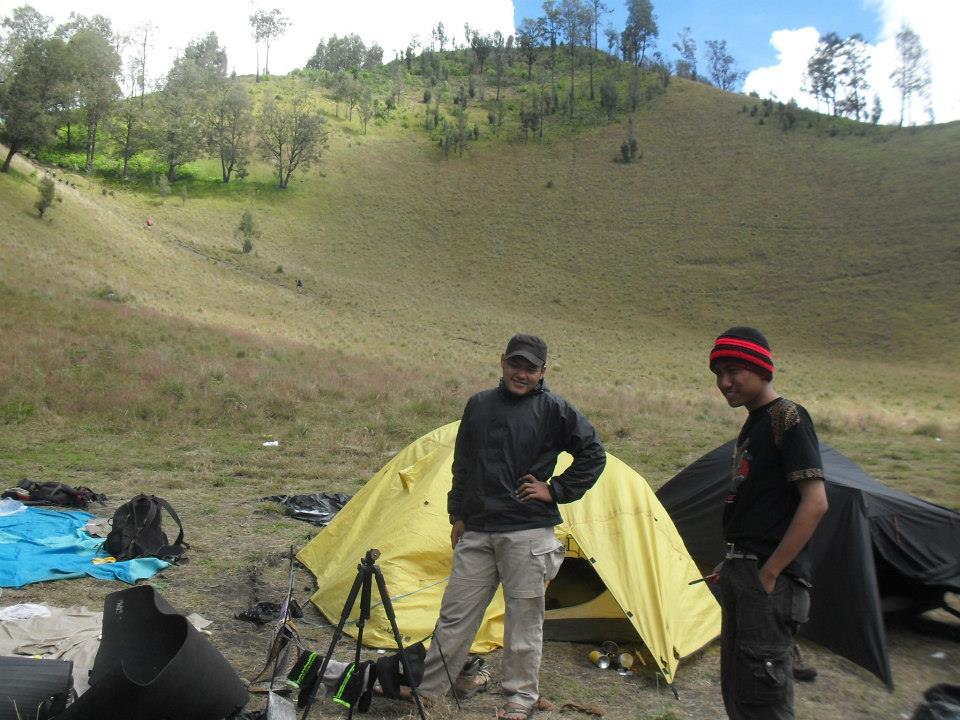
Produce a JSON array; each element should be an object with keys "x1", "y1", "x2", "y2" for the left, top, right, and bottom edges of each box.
[{"x1": 416, "y1": 334, "x2": 606, "y2": 719}]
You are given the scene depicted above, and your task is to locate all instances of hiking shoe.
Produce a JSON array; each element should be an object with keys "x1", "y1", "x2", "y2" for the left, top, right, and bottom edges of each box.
[{"x1": 453, "y1": 658, "x2": 491, "y2": 700}]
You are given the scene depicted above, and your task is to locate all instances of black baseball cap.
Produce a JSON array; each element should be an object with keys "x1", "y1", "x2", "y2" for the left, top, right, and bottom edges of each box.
[{"x1": 504, "y1": 334, "x2": 547, "y2": 366}]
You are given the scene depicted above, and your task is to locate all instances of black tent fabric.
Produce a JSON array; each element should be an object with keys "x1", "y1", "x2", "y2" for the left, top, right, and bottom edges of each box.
[{"x1": 656, "y1": 440, "x2": 960, "y2": 690}]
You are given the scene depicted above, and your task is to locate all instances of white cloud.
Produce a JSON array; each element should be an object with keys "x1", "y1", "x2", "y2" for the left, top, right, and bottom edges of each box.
[
  {"x1": 13, "y1": 0, "x2": 517, "y2": 85},
  {"x1": 743, "y1": 0, "x2": 960, "y2": 124},
  {"x1": 742, "y1": 27, "x2": 820, "y2": 108}
]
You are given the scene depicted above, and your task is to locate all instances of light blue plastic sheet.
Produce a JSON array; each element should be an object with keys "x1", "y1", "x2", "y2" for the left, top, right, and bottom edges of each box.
[{"x1": 0, "y1": 507, "x2": 169, "y2": 587}]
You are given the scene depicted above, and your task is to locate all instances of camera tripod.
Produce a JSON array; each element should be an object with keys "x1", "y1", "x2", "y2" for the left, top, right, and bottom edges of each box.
[{"x1": 299, "y1": 549, "x2": 428, "y2": 720}]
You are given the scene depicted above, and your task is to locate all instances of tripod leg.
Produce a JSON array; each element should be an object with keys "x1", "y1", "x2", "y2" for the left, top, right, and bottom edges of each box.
[
  {"x1": 347, "y1": 566, "x2": 374, "y2": 720},
  {"x1": 299, "y1": 567, "x2": 365, "y2": 720},
  {"x1": 373, "y1": 566, "x2": 428, "y2": 720}
]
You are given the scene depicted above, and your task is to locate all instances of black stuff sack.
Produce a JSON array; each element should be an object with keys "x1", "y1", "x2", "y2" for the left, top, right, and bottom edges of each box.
[{"x1": 104, "y1": 494, "x2": 187, "y2": 561}]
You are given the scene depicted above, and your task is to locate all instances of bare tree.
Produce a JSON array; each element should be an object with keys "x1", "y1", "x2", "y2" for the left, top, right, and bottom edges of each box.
[{"x1": 890, "y1": 24, "x2": 930, "y2": 127}]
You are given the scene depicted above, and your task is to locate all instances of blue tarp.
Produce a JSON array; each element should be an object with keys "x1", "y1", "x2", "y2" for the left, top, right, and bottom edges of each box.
[{"x1": 0, "y1": 507, "x2": 169, "y2": 587}]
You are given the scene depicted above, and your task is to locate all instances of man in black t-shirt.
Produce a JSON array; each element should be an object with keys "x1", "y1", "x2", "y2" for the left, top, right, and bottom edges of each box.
[{"x1": 709, "y1": 326, "x2": 829, "y2": 720}]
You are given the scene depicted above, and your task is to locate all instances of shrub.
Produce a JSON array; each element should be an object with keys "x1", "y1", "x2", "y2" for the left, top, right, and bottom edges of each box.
[
  {"x1": 35, "y1": 177, "x2": 56, "y2": 217},
  {"x1": 620, "y1": 142, "x2": 631, "y2": 163},
  {"x1": 0, "y1": 399, "x2": 35, "y2": 424},
  {"x1": 159, "y1": 378, "x2": 187, "y2": 402},
  {"x1": 237, "y1": 209, "x2": 260, "y2": 253},
  {"x1": 912, "y1": 422, "x2": 942, "y2": 438}
]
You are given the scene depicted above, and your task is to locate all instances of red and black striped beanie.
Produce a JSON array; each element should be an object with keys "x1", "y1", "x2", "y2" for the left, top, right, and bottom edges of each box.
[{"x1": 709, "y1": 326, "x2": 774, "y2": 380}]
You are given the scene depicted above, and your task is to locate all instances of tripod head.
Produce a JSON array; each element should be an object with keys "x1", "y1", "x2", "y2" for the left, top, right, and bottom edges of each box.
[{"x1": 362, "y1": 549, "x2": 381, "y2": 566}]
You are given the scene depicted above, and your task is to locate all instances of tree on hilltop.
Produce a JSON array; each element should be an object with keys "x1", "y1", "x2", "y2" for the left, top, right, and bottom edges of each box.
[
  {"x1": 431, "y1": 22, "x2": 449, "y2": 52},
  {"x1": 111, "y1": 57, "x2": 150, "y2": 178},
  {"x1": 704, "y1": 39, "x2": 744, "y2": 91},
  {"x1": 468, "y1": 29, "x2": 492, "y2": 99},
  {"x1": 621, "y1": 0, "x2": 658, "y2": 111},
  {"x1": 586, "y1": 0, "x2": 611, "y2": 100},
  {"x1": 249, "y1": 8, "x2": 288, "y2": 81},
  {"x1": 0, "y1": 35, "x2": 70, "y2": 172},
  {"x1": 154, "y1": 32, "x2": 227, "y2": 181},
  {"x1": 517, "y1": 18, "x2": 542, "y2": 80},
  {"x1": 672, "y1": 26, "x2": 696, "y2": 80},
  {"x1": 891, "y1": 24, "x2": 931, "y2": 127},
  {"x1": 836, "y1": 34, "x2": 870, "y2": 121},
  {"x1": 1, "y1": 4, "x2": 52, "y2": 69},
  {"x1": 256, "y1": 90, "x2": 329, "y2": 188},
  {"x1": 208, "y1": 81, "x2": 253, "y2": 182},
  {"x1": 492, "y1": 30, "x2": 513, "y2": 103},
  {"x1": 557, "y1": 0, "x2": 591, "y2": 117},
  {"x1": 306, "y1": 34, "x2": 382, "y2": 75},
  {"x1": 621, "y1": 0, "x2": 658, "y2": 68},
  {"x1": 63, "y1": 21, "x2": 122, "y2": 172},
  {"x1": 806, "y1": 32, "x2": 841, "y2": 116}
]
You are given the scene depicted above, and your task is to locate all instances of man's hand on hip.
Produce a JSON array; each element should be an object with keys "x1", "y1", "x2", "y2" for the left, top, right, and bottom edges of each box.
[{"x1": 517, "y1": 474, "x2": 552, "y2": 503}]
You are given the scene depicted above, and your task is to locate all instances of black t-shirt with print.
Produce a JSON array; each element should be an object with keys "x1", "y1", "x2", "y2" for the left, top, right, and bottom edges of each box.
[{"x1": 722, "y1": 396, "x2": 824, "y2": 580}]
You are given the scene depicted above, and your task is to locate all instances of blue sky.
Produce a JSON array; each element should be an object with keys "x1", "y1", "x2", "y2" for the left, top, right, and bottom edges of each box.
[{"x1": 513, "y1": 0, "x2": 882, "y2": 74}]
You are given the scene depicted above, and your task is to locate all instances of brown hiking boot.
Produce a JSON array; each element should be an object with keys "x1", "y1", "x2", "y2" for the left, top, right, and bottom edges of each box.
[{"x1": 453, "y1": 657, "x2": 491, "y2": 700}]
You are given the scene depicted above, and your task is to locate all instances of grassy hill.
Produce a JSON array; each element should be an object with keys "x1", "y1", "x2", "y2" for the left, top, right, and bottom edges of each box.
[
  {"x1": 1, "y1": 75, "x2": 958, "y2": 494},
  {"x1": 1, "y1": 70, "x2": 958, "y2": 719}
]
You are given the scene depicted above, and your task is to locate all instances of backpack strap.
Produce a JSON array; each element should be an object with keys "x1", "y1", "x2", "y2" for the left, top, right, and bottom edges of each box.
[{"x1": 151, "y1": 496, "x2": 189, "y2": 559}]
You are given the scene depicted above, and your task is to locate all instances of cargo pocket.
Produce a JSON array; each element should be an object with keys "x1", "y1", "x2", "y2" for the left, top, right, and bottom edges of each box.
[
  {"x1": 735, "y1": 642, "x2": 791, "y2": 705},
  {"x1": 538, "y1": 540, "x2": 566, "y2": 583},
  {"x1": 504, "y1": 537, "x2": 564, "y2": 598}
]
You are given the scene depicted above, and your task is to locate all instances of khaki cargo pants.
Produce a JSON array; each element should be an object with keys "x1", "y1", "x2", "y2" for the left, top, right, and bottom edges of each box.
[{"x1": 417, "y1": 527, "x2": 565, "y2": 711}]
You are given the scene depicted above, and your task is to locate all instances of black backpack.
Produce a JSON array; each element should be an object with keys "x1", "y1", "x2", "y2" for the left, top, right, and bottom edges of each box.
[
  {"x1": 3, "y1": 479, "x2": 106, "y2": 508},
  {"x1": 104, "y1": 495, "x2": 187, "y2": 561}
]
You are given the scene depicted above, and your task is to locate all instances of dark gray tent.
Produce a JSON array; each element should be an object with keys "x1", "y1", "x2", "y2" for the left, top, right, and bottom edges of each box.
[{"x1": 656, "y1": 441, "x2": 960, "y2": 689}]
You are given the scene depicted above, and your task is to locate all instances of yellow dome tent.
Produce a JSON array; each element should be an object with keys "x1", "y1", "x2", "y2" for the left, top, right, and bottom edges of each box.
[{"x1": 297, "y1": 421, "x2": 720, "y2": 683}]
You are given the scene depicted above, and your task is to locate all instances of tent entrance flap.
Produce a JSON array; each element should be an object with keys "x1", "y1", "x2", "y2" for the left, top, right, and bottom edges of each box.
[{"x1": 544, "y1": 556, "x2": 639, "y2": 642}]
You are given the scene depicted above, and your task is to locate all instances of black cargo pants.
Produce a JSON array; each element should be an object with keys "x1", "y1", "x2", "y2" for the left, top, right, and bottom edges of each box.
[{"x1": 720, "y1": 559, "x2": 811, "y2": 720}]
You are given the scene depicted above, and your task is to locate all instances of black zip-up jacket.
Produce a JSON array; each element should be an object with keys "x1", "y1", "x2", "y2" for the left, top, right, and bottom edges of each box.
[{"x1": 448, "y1": 380, "x2": 606, "y2": 532}]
